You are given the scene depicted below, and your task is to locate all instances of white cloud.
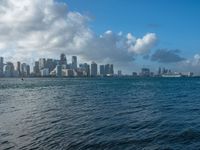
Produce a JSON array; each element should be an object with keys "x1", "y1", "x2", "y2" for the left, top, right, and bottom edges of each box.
[
  {"x1": 0, "y1": 0, "x2": 157, "y2": 64},
  {"x1": 128, "y1": 33, "x2": 157, "y2": 54}
]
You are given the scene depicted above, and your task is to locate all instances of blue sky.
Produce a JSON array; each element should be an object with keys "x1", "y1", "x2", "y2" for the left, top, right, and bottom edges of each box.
[
  {"x1": 63, "y1": 0, "x2": 200, "y2": 58},
  {"x1": 54, "y1": 0, "x2": 200, "y2": 73}
]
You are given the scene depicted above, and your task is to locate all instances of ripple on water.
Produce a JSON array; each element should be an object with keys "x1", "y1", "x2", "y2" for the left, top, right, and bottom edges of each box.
[{"x1": 1, "y1": 78, "x2": 200, "y2": 150}]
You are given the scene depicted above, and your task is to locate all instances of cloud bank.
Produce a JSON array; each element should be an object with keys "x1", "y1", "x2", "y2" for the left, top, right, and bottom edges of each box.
[
  {"x1": 151, "y1": 49, "x2": 186, "y2": 63},
  {"x1": 0, "y1": 0, "x2": 157, "y2": 63}
]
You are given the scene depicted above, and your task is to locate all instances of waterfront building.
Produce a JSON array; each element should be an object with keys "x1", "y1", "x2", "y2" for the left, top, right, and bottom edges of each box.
[
  {"x1": 118, "y1": 70, "x2": 122, "y2": 76},
  {"x1": 26, "y1": 65, "x2": 30, "y2": 76},
  {"x1": 33, "y1": 61, "x2": 40, "y2": 76},
  {"x1": 105, "y1": 64, "x2": 114, "y2": 76},
  {"x1": 79, "y1": 63, "x2": 90, "y2": 77},
  {"x1": 62, "y1": 69, "x2": 74, "y2": 77},
  {"x1": 158, "y1": 67, "x2": 161, "y2": 76},
  {"x1": 132, "y1": 72, "x2": 138, "y2": 77},
  {"x1": 56, "y1": 65, "x2": 62, "y2": 77},
  {"x1": 17, "y1": 61, "x2": 21, "y2": 76},
  {"x1": 91, "y1": 62, "x2": 97, "y2": 77},
  {"x1": 21, "y1": 63, "x2": 30, "y2": 77},
  {"x1": 39, "y1": 58, "x2": 46, "y2": 70},
  {"x1": 40, "y1": 68, "x2": 49, "y2": 77},
  {"x1": 60, "y1": 53, "x2": 67, "y2": 65},
  {"x1": 5, "y1": 62, "x2": 14, "y2": 77},
  {"x1": 140, "y1": 68, "x2": 150, "y2": 77},
  {"x1": 100, "y1": 65, "x2": 105, "y2": 76},
  {"x1": 46, "y1": 59, "x2": 56, "y2": 73},
  {"x1": 0, "y1": 57, "x2": 4, "y2": 77},
  {"x1": 188, "y1": 72, "x2": 194, "y2": 77},
  {"x1": 72, "y1": 56, "x2": 77, "y2": 69}
]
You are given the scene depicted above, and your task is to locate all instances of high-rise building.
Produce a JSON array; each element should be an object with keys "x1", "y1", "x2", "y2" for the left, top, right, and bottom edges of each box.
[
  {"x1": 34, "y1": 61, "x2": 40, "y2": 76},
  {"x1": 5, "y1": 62, "x2": 14, "y2": 77},
  {"x1": 17, "y1": 61, "x2": 21, "y2": 76},
  {"x1": 21, "y1": 63, "x2": 27, "y2": 77},
  {"x1": 46, "y1": 59, "x2": 55, "y2": 73},
  {"x1": 110, "y1": 64, "x2": 114, "y2": 75},
  {"x1": 105, "y1": 64, "x2": 114, "y2": 76},
  {"x1": 118, "y1": 70, "x2": 122, "y2": 76},
  {"x1": 0, "y1": 57, "x2": 4, "y2": 77},
  {"x1": 100, "y1": 65, "x2": 105, "y2": 76},
  {"x1": 132, "y1": 72, "x2": 138, "y2": 77},
  {"x1": 158, "y1": 67, "x2": 161, "y2": 76},
  {"x1": 72, "y1": 56, "x2": 77, "y2": 69},
  {"x1": 91, "y1": 62, "x2": 97, "y2": 77},
  {"x1": 79, "y1": 63, "x2": 90, "y2": 76},
  {"x1": 56, "y1": 65, "x2": 62, "y2": 77},
  {"x1": 140, "y1": 68, "x2": 150, "y2": 77},
  {"x1": 26, "y1": 65, "x2": 30, "y2": 76},
  {"x1": 39, "y1": 58, "x2": 46, "y2": 70},
  {"x1": 60, "y1": 53, "x2": 67, "y2": 65},
  {"x1": 40, "y1": 68, "x2": 49, "y2": 77}
]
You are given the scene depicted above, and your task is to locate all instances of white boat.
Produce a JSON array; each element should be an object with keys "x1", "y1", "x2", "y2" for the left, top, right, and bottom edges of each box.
[{"x1": 162, "y1": 74, "x2": 182, "y2": 78}]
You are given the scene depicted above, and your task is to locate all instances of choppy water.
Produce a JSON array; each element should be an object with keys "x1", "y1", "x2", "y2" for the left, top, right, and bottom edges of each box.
[{"x1": 1, "y1": 78, "x2": 200, "y2": 150}]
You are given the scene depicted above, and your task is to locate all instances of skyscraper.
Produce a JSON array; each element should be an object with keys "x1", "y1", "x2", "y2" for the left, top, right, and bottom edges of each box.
[
  {"x1": 110, "y1": 64, "x2": 114, "y2": 75},
  {"x1": 72, "y1": 56, "x2": 77, "y2": 69},
  {"x1": 17, "y1": 61, "x2": 21, "y2": 76},
  {"x1": 79, "y1": 63, "x2": 90, "y2": 77},
  {"x1": 34, "y1": 61, "x2": 40, "y2": 76},
  {"x1": 91, "y1": 62, "x2": 97, "y2": 77},
  {"x1": 26, "y1": 65, "x2": 30, "y2": 76},
  {"x1": 0, "y1": 57, "x2": 4, "y2": 77},
  {"x1": 60, "y1": 53, "x2": 67, "y2": 65},
  {"x1": 118, "y1": 70, "x2": 122, "y2": 76},
  {"x1": 5, "y1": 62, "x2": 14, "y2": 77},
  {"x1": 56, "y1": 65, "x2": 62, "y2": 77},
  {"x1": 21, "y1": 63, "x2": 27, "y2": 77},
  {"x1": 39, "y1": 58, "x2": 46, "y2": 70},
  {"x1": 100, "y1": 65, "x2": 105, "y2": 76},
  {"x1": 105, "y1": 64, "x2": 114, "y2": 76},
  {"x1": 140, "y1": 68, "x2": 150, "y2": 77},
  {"x1": 46, "y1": 58, "x2": 55, "y2": 73}
]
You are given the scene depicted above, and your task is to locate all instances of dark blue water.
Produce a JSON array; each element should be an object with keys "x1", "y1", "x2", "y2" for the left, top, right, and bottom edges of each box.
[{"x1": 0, "y1": 78, "x2": 200, "y2": 150}]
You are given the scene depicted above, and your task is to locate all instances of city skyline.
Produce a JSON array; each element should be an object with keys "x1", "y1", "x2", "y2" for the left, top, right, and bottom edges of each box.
[
  {"x1": 0, "y1": 0, "x2": 200, "y2": 74},
  {"x1": 0, "y1": 54, "x2": 194, "y2": 78}
]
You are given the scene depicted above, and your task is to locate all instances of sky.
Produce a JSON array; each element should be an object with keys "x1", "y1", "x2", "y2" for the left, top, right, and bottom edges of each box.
[{"x1": 0, "y1": 0, "x2": 200, "y2": 74}]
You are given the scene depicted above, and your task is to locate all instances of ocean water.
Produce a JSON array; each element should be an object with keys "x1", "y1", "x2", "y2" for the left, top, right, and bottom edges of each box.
[{"x1": 0, "y1": 77, "x2": 200, "y2": 150}]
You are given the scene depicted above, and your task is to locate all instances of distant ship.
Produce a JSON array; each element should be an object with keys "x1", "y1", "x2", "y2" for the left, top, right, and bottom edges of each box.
[{"x1": 162, "y1": 73, "x2": 182, "y2": 78}]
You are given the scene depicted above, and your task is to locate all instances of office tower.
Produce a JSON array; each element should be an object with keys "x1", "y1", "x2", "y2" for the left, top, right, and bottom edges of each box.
[
  {"x1": 34, "y1": 61, "x2": 40, "y2": 76},
  {"x1": 46, "y1": 59, "x2": 55, "y2": 73},
  {"x1": 40, "y1": 68, "x2": 49, "y2": 77},
  {"x1": 21, "y1": 63, "x2": 27, "y2": 77},
  {"x1": 26, "y1": 65, "x2": 30, "y2": 76},
  {"x1": 140, "y1": 68, "x2": 150, "y2": 77},
  {"x1": 60, "y1": 53, "x2": 67, "y2": 65},
  {"x1": 72, "y1": 56, "x2": 77, "y2": 69},
  {"x1": 100, "y1": 65, "x2": 105, "y2": 76},
  {"x1": 118, "y1": 70, "x2": 122, "y2": 76},
  {"x1": 132, "y1": 72, "x2": 137, "y2": 77},
  {"x1": 17, "y1": 61, "x2": 21, "y2": 76},
  {"x1": 39, "y1": 58, "x2": 46, "y2": 70},
  {"x1": 91, "y1": 62, "x2": 97, "y2": 77},
  {"x1": 0, "y1": 57, "x2": 4, "y2": 77},
  {"x1": 105, "y1": 64, "x2": 110, "y2": 75},
  {"x1": 105, "y1": 64, "x2": 114, "y2": 76},
  {"x1": 56, "y1": 65, "x2": 62, "y2": 77},
  {"x1": 5, "y1": 62, "x2": 14, "y2": 77},
  {"x1": 110, "y1": 64, "x2": 114, "y2": 75},
  {"x1": 158, "y1": 67, "x2": 161, "y2": 75},
  {"x1": 79, "y1": 63, "x2": 90, "y2": 77}
]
